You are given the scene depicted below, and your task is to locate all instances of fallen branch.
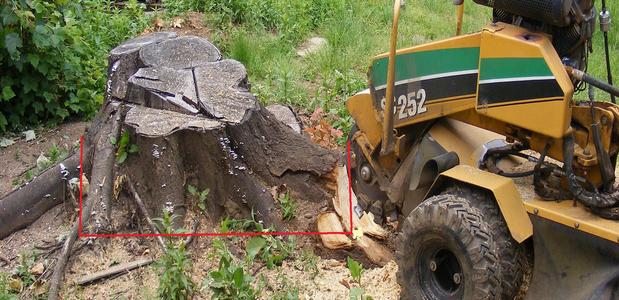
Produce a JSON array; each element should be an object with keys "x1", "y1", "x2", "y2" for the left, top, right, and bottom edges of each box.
[
  {"x1": 87, "y1": 103, "x2": 124, "y2": 233},
  {"x1": 48, "y1": 106, "x2": 123, "y2": 300},
  {"x1": 75, "y1": 258, "x2": 153, "y2": 286},
  {"x1": 0, "y1": 255, "x2": 10, "y2": 266},
  {"x1": 126, "y1": 177, "x2": 166, "y2": 251}
]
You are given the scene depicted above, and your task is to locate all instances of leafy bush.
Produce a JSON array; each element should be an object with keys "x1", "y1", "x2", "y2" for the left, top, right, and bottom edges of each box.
[{"x1": 0, "y1": 0, "x2": 148, "y2": 132}]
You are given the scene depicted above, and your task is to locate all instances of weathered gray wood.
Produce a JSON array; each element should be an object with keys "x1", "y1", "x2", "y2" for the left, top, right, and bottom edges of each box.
[
  {"x1": 139, "y1": 35, "x2": 221, "y2": 70},
  {"x1": 86, "y1": 105, "x2": 124, "y2": 233},
  {"x1": 75, "y1": 258, "x2": 153, "y2": 286},
  {"x1": 107, "y1": 32, "x2": 178, "y2": 101}
]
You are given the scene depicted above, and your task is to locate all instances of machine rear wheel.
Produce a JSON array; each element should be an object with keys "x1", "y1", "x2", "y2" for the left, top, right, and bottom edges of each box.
[{"x1": 396, "y1": 194, "x2": 501, "y2": 300}]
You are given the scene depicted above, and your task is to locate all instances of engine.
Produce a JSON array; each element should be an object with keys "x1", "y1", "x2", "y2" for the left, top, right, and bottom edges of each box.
[{"x1": 473, "y1": 0, "x2": 597, "y2": 85}]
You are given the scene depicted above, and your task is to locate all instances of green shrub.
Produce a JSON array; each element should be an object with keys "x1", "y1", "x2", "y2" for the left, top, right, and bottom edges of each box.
[{"x1": 0, "y1": 0, "x2": 148, "y2": 132}]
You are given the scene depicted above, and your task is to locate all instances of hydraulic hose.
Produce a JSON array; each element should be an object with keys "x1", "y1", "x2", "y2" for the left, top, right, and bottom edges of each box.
[
  {"x1": 563, "y1": 134, "x2": 619, "y2": 208},
  {"x1": 567, "y1": 67, "x2": 619, "y2": 98}
]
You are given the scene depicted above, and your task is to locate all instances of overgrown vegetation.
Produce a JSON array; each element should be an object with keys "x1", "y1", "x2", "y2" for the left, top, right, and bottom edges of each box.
[
  {"x1": 154, "y1": 210, "x2": 195, "y2": 300},
  {"x1": 0, "y1": 0, "x2": 149, "y2": 132}
]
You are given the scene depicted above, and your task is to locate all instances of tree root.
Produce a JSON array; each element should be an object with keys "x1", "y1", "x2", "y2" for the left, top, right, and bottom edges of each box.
[{"x1": 126, "y1": 177, "x2": 166, "y2": 251}]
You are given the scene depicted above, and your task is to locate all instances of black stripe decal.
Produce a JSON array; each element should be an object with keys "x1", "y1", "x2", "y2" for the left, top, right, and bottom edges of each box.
[
  {"x1": 372, "y1": 73, "x2": 478, "y2": 108},
  {"x1": 478, "y1": 79, "x2": 563, "y2": 105}
]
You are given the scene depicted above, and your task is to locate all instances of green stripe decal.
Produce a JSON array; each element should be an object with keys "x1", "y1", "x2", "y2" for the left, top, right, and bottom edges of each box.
[
  {"x1": 479, "y1": 58, "x2": 552, "y2": 81},
  {"x1": 371, "y1": 47, "x2": 480, "y2": 88}
]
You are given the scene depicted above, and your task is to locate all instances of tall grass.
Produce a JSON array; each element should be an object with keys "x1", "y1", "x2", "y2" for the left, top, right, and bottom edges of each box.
[{"x1": 168, "y1": 0, "x2": 618, "y2": 129}]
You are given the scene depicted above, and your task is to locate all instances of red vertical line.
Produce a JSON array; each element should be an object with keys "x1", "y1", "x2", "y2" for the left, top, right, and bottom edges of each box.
[
  {"x1": 347, "y1": 140, "x2": 353, "y2": 235},
  {"x1": 78, "y1": 136, "x2": 84, "y2": 237}
]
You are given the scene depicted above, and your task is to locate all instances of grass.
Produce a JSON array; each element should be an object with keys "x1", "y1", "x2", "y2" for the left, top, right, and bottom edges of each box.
[{"x1": 192, "y1": 0, "x2": 618, "y2": 139}]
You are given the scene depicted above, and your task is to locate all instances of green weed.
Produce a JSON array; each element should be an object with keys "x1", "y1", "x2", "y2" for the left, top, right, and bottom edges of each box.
[
  {"x1": 271, "y1": 272, "x2": 299, "y2": 300},
  {"x1": 346, "y1": 256, "x2": 363, "y2": 285},
  {"x1": 16, "y1": 251, "x2": 38, "y2": 288},
  {"x1": 299, "y1": 249, "x2": 319, "y2": 279},
  {"x1": 154, "y1": 210, "x2": 195, "y2": 300},
  {"x1": 205, "y1": 255, "x2": 258, "y2": 300},
  {"x1": 278, "y1": 191, "x2": 296, "y2": 221},
  {"x1": 187, "y1": 184, "x2": 209, "y2": 212},
  {"x1": 0, "y1": 0, "x2": 149, "y2": 132},
  {"x1": 347, "y1": 257, "x2": 373, "y2": 300},
  {"x1": 113, "y1": 131, "x2": 139, "y2": 164}
]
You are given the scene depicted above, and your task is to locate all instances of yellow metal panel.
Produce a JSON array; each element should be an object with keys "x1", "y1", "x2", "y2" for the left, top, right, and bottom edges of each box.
[
  {"x1": 346, "y1": 90, "x2": 382, "y2": 147},
  {"x1": 479, "y1": 23, "x2": 545, "y2": 58},
  {"x1": 438, "y1": 165, "x2": 533, "y2": 243},
  {"x1": 476, "y1": 23, "x2": 573, "y2": 139},
  {"x1": 477, "y1": 99, "x2": 570, "y2": 139},
  {"x1": 372, "y1": 33, "x2": 481, "y2": 60},
  {"x1": 524, "y1": 200, "x2": 619, "y2": 244}
]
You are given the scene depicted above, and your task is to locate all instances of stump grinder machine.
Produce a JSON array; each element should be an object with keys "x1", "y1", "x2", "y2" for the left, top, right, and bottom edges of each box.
[{"x1": 346, "y1": 0, "x2": 619, "y2": 298}]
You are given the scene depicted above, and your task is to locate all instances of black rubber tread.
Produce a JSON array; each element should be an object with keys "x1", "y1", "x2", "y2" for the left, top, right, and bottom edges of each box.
[
  {"x1": 443, "y1": 185, "x2": 531, "y2": 300},
  {"x1": 396, "y1": 194, "x2": 501, "y2": 300}
]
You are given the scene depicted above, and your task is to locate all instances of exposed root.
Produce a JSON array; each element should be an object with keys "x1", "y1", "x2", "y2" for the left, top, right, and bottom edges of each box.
[{"x1": 126, "y1": 177, "x2": 166, "y2": 251}]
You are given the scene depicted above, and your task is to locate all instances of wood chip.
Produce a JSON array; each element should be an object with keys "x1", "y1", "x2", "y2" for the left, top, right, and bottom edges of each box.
[
  {"x1": 359, "y1": 212, "x2": 388, "y2": 240},
  {"x1": 317, "y1": 212, "x2": 353, "y2": 249},
  {"x1": 356, "y1": 236, "x2": 394, "y2": 266}
]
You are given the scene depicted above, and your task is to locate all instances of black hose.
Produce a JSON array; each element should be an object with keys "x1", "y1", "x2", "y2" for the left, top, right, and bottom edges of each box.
[{"x1": 563, "y1": 134, "x2": 619, "y2": 208}]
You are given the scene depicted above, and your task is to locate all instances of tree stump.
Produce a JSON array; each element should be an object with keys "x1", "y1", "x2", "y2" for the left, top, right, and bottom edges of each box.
[{"x1": 92, "y1": 32, "x2": 337, "y2": 232}]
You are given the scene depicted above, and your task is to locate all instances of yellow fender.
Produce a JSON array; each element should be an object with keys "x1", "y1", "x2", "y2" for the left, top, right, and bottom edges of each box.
[{"x1": 428, "y1": 164, "x2": 533, "y2": 243}]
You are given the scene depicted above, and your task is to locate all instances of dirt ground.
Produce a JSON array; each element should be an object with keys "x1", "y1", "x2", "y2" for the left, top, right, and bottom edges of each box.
[
  {"x1": 0, "y1": 111, "x2": 398, "y2": 300},
  {"x1": 0, "y1": 121, "x2": 86, "y2": 197},
  {"x1": 0, "y1": 166, "x2": 399, "y2": 299}
]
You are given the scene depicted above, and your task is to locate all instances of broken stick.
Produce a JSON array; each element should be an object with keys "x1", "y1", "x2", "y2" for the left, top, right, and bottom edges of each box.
[
  {"x1": 126, "y1": 177, "x2": 166, "y2": 251},
  {"x1": 75, "y1": 258, "x2": 153, "y2": 286}
]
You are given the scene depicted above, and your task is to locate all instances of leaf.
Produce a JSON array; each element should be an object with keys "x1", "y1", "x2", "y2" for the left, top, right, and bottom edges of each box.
[
  {"x1": 110, "y1": 136, "x2": 117, "y2": 145},
  {"x1": 5, "y1": 33, "x2": 22, "y2": 58},
  {"x1": 232, "y1": 267, "x2": 244, "y2": 288},
  {"x1": 246, "y1": 237, "x2": 266, "y2": 260},
  {"x1": 172, "y1": 17, "x2": 184, "y2": 28},
  {"x1": 347, "y1": 256, "x2": 363, "y2": 284},
  {"x1": 128, "y1": 144, "x2": 139, "y2": 154},
  {"x1": 27, "y1": 53, "x2": 40, "y2": 68},
  {"x1": 187, "y1": 184, "x2": 199, "y2": 197},
  {"x1": 199, "y1": 188, "x2": 210, "y2": 201},
  {"x1": 118, "y1": 131, "x2": 130, "y2": 148},
  {"x1": 116, "y1": 151, "x2": 127, "y2": 164},
  {"x1": 2, "y1": 86, "x2": 16, "y2": 100}
]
